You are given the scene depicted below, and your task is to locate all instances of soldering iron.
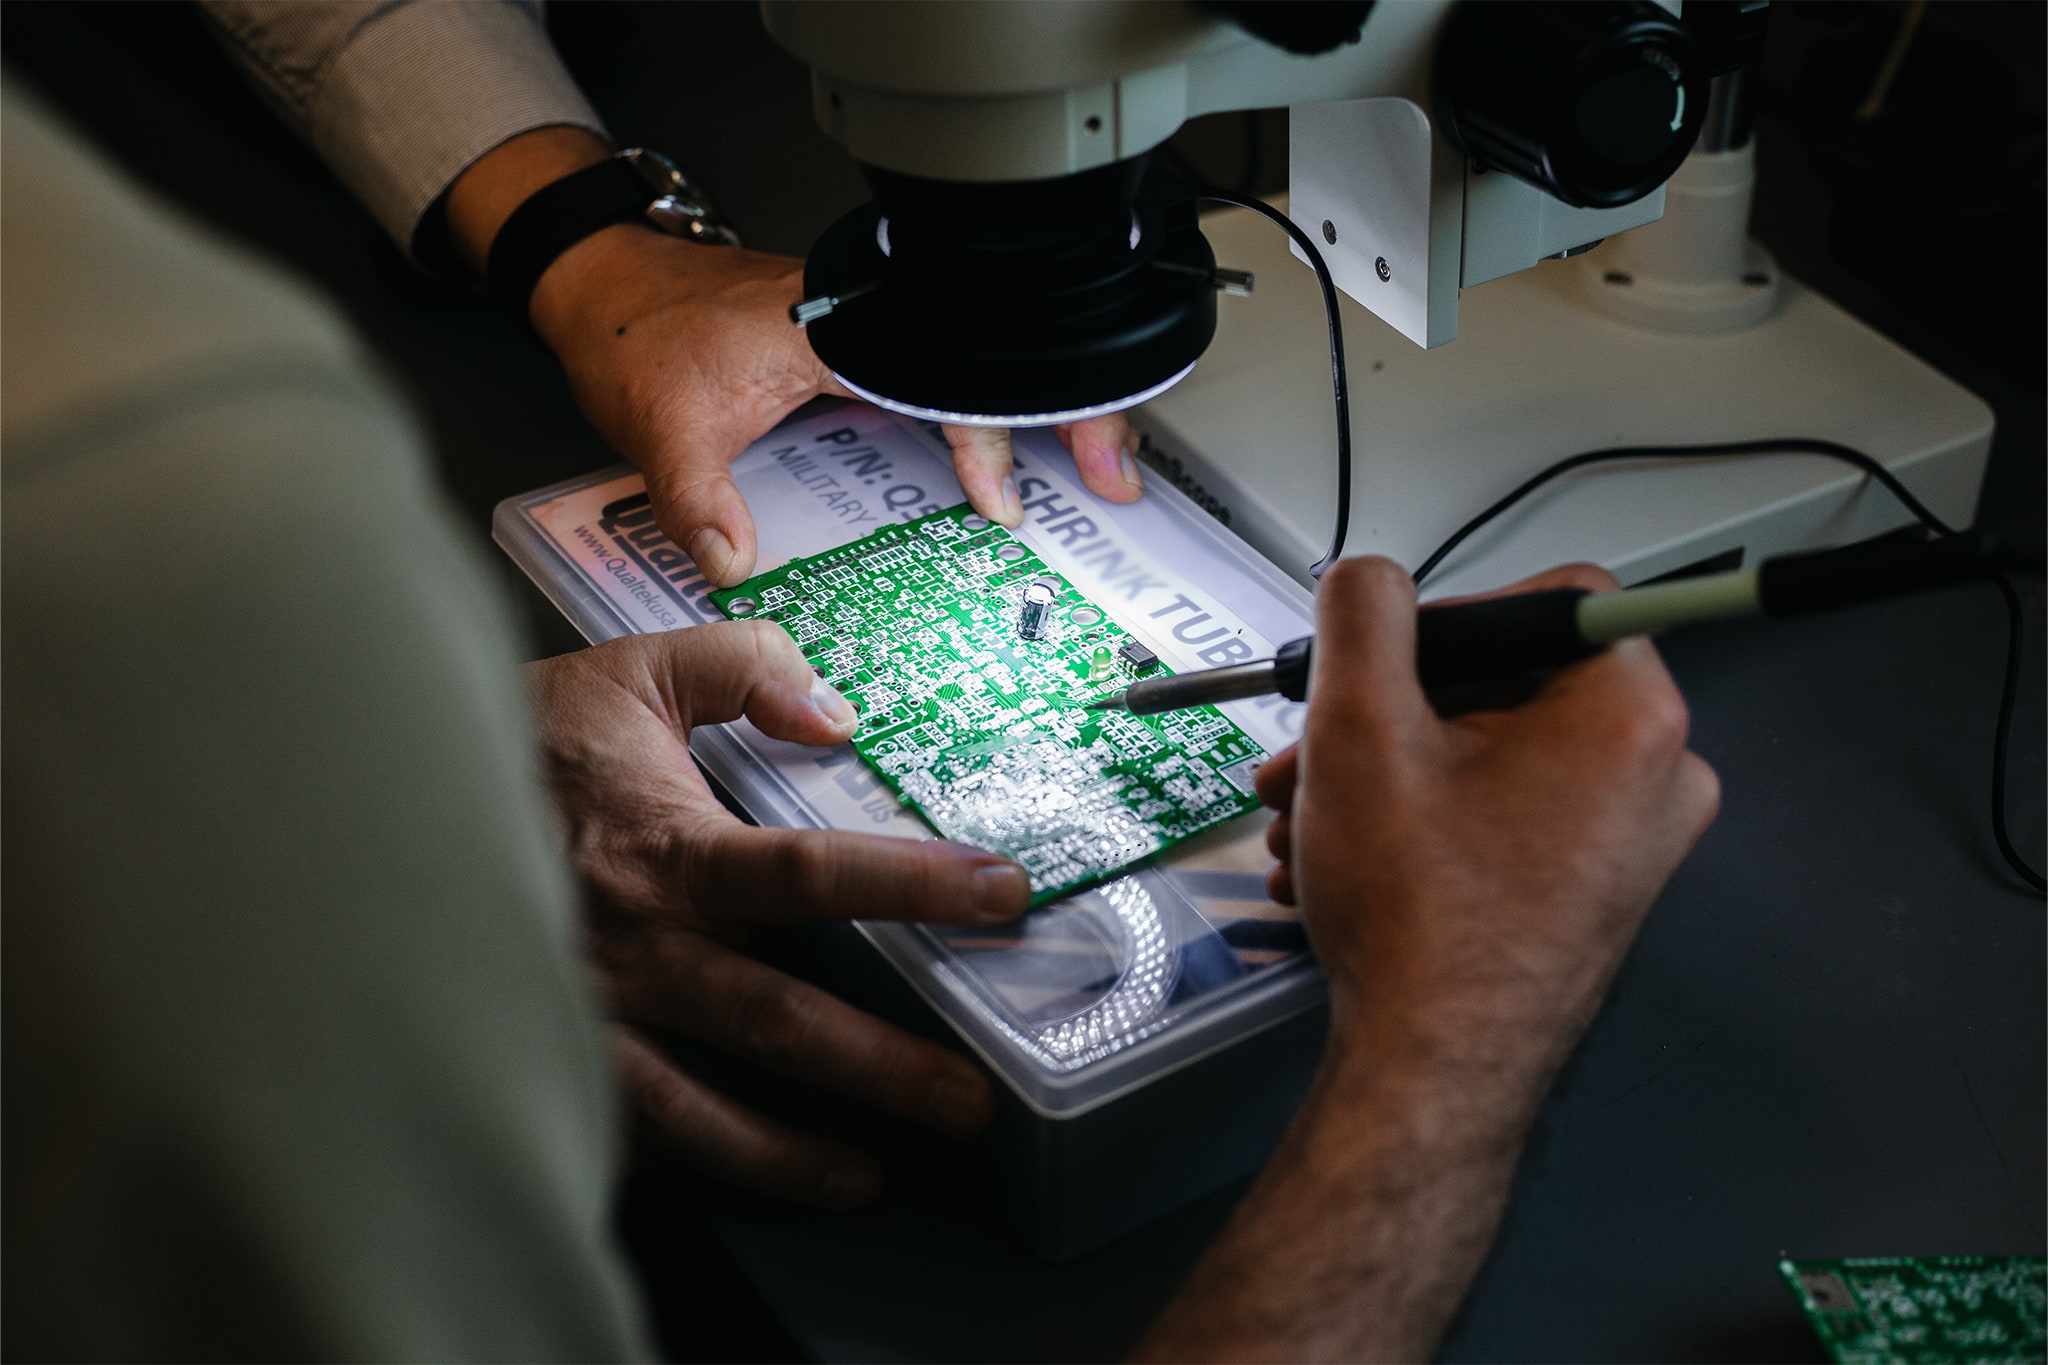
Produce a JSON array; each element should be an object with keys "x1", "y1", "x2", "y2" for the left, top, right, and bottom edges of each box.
[{"x1": 1091, "y1": 534, "x2": 2001, "y2": 719}]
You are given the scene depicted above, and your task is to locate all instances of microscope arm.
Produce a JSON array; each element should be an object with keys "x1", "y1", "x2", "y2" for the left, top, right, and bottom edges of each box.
[
  {"x1": 760, "y1": 0, "x2": 1443, "y2": 184},
  {"x1": 763, "y1": 0, "x2": 1701, "y2": 348}
]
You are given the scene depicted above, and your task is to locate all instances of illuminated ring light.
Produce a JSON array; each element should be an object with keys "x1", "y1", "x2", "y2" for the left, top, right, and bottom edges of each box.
[
  {"x1": 801, "y1": 157, "x2": 1217, "y2": 430},
  {"x1": 834, "y1": 361, "x2": 1197, "y2": 430},
  {"x1": 1035, "y1": 875, "x2": 1179, "y2": 1065}
]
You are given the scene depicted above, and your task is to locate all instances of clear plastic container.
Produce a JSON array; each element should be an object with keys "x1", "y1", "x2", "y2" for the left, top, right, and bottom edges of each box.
[{"x1": 494, "y1": 404, "x2": 1327, "y2": 1256}]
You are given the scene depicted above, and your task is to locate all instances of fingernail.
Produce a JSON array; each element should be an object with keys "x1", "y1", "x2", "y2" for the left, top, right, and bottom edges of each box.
[
  {"x1": 930, "y1": 1072, "x2": 991, "y2": 1132},
  {"x1": 688, "y1": 527, "x2": 734, "y2": 578},
  {"x1": 1118, "y1": 446, "x2": 1143, "y2": 490},
  {"x1": 998, "y1": 476, "x2": 1022, "y2": 526},
  {"x1": 820, "y1": 1164, "x2": 879, "y2": 1208},
  {"x1": 974, "y1": 860, "x2": 1030, "y2": 916},
  {"x1": 808, "y1": 675, "x2": 858, "y2": 730}
]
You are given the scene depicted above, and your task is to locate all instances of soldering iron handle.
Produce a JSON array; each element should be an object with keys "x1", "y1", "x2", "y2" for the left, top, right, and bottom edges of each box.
[
  {"x1": 1273, "y1": 637, "x2": 1313, "y2": 701},
  {"x1": 1271, "y1": 588, "x2": 1597, "y2": 708},
  {"x1": 1414, "y1": 587, "x2": 1596, "y2": 691},
  {"x1": 1756, "y1": 530, "x2": 1999, "y2": 616}
]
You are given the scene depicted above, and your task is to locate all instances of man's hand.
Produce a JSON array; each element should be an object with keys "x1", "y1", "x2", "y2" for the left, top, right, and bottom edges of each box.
[
  {"x1": 526, "y1": 621, "x2": 1031, "y2": 1209},
  {"x1": 1135, "y1": 559, "x2": 1718, "y2": 1361},
  {"x1": 1261, "y1": 559, "x2": 1720, "y2": 1066},
  {"x1": 449, "y1": 128, "x2": 1143, "y2": 587}
]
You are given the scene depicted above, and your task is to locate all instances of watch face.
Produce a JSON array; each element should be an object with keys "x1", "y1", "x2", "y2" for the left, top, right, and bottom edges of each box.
[
  {"x1": 624, "y1": 149, "x2": 739, "y2": 246},
  {"x1": 646, "y1": 198, "x2": 741, "y2": 246},
  {"x1": 646, "y1": 196, "x2": 705, "y2": 232},
  {"x1": 623, "y1": 147, "x2": 688, "y2": 196}
]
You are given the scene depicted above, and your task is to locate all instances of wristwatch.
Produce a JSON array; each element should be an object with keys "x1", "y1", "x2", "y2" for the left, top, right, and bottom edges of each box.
[{"x1": 486, "y1": 147, "x2": 741, "y2": 315}]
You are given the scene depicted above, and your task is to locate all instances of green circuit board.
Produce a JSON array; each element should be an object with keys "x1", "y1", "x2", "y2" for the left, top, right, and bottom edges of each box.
[
  {"x1": 709, "y1": 504, "x2": 1267, "y2": 905},
  {"x1": 1781, "y1": 1256, "x2": 2046, "y2": 1364}
]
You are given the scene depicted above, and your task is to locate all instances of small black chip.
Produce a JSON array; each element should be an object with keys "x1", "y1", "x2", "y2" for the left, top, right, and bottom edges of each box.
[{"x1": 1118, "y1": 639, "x2": 1160, "y2": 672}]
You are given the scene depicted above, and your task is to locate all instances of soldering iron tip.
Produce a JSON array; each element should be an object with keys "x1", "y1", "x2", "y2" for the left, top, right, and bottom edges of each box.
[{"x1": 1087, "y1": 695, "x2": 1127, "y2": 712}]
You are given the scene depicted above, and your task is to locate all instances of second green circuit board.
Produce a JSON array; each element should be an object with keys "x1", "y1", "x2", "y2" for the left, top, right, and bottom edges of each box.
[{"x1": 709, "y1": 504, "x2": 1267, "y2": 905}]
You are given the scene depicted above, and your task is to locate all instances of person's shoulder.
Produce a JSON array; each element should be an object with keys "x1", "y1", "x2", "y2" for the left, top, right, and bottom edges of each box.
[
  {"x1": 1, "y1": 86, "x2": 381, "y2": 461},
  {"x1": 0, "y1": 81, "x2": 510, "y2": 756}
]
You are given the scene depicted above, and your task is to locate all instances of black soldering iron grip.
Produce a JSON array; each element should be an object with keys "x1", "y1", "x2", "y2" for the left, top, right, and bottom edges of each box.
[
  {"x1": 1755, "y1": 530, "x2": 1998, "y2": 617},
  {"x1": 1274, "y1": 637, "x2": 1313, "y2": 701},
  {"x1": 1414, "y1": 587, "x2": 1596, "y2": 692}
]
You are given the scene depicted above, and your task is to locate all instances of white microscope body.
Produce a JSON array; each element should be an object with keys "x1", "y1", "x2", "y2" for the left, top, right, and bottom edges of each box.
[{"x1": 765, "y1": 0, "x2": 1990, "y2": 593}]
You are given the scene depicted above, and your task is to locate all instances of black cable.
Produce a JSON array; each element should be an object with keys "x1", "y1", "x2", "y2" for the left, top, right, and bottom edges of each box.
[
  {"x1": 1412, "y1": 438, "x2": 2044, "y2": 895},
  {"x1": 1152, "y1": 143, "x2": 1207, "y2": 192},
  {"x1": 1197, "y1": 191, "x2": 1352, "y2": 577},
  {"x1": 1983, "y1": 572, "x2": 2042, "y2": 892}
]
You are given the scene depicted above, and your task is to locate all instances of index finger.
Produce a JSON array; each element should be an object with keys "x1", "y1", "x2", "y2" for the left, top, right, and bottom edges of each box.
[
  {"x1": 1421, "y1": 561, "x2": 1620, "y2": 608},
  {"x1": 1306, "y1": 556, "x2": 1437, "y2": 743},
  {"x1": 685, "y1": 823, "x2": 1031, "y2": 926}
]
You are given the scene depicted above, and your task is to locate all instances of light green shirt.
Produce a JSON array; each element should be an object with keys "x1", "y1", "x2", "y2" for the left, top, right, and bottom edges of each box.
[{"x1": 2, "y1": 89, "x2": 647, "y2": 1360}]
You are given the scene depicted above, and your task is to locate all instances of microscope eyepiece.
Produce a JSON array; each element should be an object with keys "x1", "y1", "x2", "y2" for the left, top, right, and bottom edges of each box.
[{"x1": 1434, "y1": 0, "x2": 1711, "y2": 210}]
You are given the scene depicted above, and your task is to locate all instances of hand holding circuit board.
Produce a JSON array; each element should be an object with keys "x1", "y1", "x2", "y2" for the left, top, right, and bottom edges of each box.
[
  {"x1": 525, "y1": 619, "x2": 1036, "y2": 1209},
  {"x1": 711, "y1": 504, "x2": 1269, "y2": 904}
]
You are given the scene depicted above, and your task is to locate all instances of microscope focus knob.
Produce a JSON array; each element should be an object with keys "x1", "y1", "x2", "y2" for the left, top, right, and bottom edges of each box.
[{"x1": 1434, "y1": 0, "x2": 1709, "y2": 209}]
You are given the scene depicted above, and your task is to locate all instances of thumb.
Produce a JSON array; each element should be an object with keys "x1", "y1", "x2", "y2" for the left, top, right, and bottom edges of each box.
[
  {"x1": 646, "y1": 452, "x2": 761, "y2": 588},
  {"x1": 611, "y1": 619, "x2": 857, "y2": 746},
  {"x1": 942, "y1": 424, "x2": 1024, "y2": 526}
]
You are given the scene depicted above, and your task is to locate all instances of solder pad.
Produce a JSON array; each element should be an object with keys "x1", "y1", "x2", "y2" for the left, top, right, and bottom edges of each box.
[{"x1": 708, "y1": 504, "x2": 1267, "y2": 905}]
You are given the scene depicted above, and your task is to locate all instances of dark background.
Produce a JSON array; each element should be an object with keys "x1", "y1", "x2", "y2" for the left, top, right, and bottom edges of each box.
[
  {"x1": 6, "y1": 3, "x2": 2042, "y2": 1361},
  {"x1": 8, "y1": 0, "x2": 2040, "y2": 615}
]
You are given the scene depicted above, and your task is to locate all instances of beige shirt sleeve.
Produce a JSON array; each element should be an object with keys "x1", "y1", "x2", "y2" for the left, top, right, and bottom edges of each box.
[
  {"x1": 1, "y1": 90, "x2": 647, "y2": 1361},
  {"x1": 197, "y1": 0, "x2": 609, "y2": 253}
]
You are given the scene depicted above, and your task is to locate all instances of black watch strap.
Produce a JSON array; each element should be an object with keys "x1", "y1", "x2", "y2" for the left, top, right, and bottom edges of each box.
[
  {"x1": 488, "y1": 149, "x2": 740, "y2": 316},
  {"x1": 486, "y1": 156, "x2": 653, "y2": 315}
]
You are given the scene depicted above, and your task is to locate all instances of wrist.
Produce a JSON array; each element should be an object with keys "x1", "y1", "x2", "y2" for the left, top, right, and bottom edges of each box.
[
  {"x1": 526, "y1": 221, "x2": 699, "y2": 352},
  {"x1": 1316, "y1": 997, "x2": 1562, "y2": 1146},
  {"x1": 446, "y1": 125, "x2": 614, "y2": 278}
]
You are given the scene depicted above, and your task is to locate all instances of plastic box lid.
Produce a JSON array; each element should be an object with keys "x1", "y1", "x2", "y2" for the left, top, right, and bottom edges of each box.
[{"x1": 493, "y1": 404, "x2": 1324, "y2": 1118}]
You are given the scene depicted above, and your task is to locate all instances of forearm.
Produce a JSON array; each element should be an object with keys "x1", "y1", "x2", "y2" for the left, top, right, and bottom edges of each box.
[
  {"x1": 200, "y1": 0, "x2": 606, "y2": 255},
  {"x1": 1133, "y1": 1029, "x2": 1547, "y2": 1363},
  {"x1": 1159, "y1": 555, "x2": 1716, "y2": 1360},
  {"x1": 444, "y1": 124, "x2": 612, "y2": 277}
]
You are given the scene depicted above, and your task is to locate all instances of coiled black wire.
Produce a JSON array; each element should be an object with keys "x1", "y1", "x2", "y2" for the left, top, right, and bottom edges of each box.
[
  {"x1": 1178, "y1": 190, "x2": 2036, "y2": 893},
  {"x1": 1196, "y1": 192, "x2": 1351, "y2": 579},
  {"x1": 1411, "y1": 439, "x2": 2043, "y2": 895}
]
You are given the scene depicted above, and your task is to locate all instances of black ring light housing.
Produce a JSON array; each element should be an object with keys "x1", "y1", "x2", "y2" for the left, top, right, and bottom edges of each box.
[{"x1": 800, "y1": 156, "x2": 1217, "y2": 424}]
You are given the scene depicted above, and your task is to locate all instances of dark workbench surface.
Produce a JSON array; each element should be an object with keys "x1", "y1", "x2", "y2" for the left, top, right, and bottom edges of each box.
[{"x1": 9, "y1": 4, "x2": 2040, "y2": 1361}]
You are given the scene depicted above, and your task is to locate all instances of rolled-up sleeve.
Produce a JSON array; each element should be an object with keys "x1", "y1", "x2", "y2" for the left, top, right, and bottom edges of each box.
[{"x1": 199, "y1": 1, "x2": 608, "y2": 254}]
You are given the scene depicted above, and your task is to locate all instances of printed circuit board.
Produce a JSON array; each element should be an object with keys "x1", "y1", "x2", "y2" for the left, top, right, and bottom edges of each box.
[
  {"x1": 709, "y1": 504, "x2": 1267, "y2": 904},
  {"x1": 1781, "y1": 1256, "x2": 2046, "y2": 1364}
]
